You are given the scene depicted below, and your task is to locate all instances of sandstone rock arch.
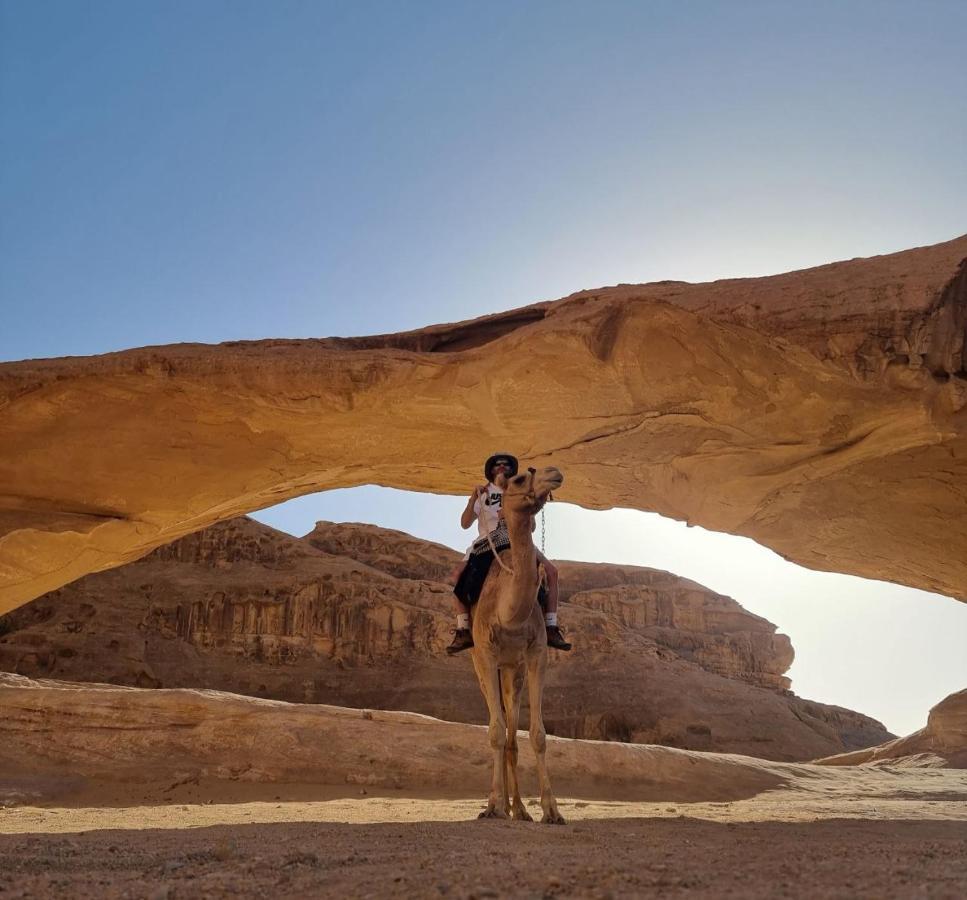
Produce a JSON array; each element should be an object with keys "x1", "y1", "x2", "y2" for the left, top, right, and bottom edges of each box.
[{"x1": 1, "y1": 235, "x2": 965, "y2": 614}]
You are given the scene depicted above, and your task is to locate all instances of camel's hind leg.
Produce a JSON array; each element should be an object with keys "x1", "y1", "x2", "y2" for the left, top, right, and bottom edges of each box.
[
  {"x1": 471, "y1": 651, "x2": 509, "y2": 819},
  {"x1": 526, "y1": 652, "x2": 565, "y2": 824},
  {"x1": 501, "y1": 663, "x2": 532, "y2": 822}
]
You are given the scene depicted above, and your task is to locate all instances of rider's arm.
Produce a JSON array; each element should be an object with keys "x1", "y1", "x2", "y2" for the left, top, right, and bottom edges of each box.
[{"x1": 460, "y1": 486, "x2": 483, "y2": 530}]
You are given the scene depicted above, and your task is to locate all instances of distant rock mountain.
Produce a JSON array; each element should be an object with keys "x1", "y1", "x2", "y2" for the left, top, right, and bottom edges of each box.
[{"x1": 0, "y1": 517, "x2": 892, "y2": 761}]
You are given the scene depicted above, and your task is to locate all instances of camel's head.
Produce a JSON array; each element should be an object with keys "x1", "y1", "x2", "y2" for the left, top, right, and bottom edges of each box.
[{"x1": 495, "y1": 465, "x2": 563, "y2": 517}]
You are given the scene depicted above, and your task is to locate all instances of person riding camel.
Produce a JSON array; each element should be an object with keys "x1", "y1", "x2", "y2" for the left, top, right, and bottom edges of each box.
[{"x1": 445, "y1": 452, "x2": 572, "y2": 654}]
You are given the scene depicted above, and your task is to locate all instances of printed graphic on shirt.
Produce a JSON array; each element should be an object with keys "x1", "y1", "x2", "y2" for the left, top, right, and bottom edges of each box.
[{"x1": 474, "y1": 484, "x2": 504, "y2": 539}]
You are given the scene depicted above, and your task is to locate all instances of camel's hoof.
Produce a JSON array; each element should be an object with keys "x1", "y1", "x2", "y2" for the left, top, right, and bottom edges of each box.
[
  {"x1": 541, "y1": 811, "x2": 567, "y2": 825},
  {"x1": 477, "y1": 806, "x2": 509, "y2": 820},
  {"x1": 512, "y1": 805, "x2": 534, "y2": 822}
]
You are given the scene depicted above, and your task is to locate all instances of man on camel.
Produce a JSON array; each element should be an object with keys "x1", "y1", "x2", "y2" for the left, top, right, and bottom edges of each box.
[{"x1": 445, "y1": 452, "x2": 572, "y2": 654}]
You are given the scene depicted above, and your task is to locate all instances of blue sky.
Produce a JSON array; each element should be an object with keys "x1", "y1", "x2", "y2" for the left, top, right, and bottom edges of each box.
[
  {"x1": 2, "y1": 1, "x2": 965, "y2": 735},
  {"x1": 2, "y1": 0, "x2": 965, "y2": 360}
]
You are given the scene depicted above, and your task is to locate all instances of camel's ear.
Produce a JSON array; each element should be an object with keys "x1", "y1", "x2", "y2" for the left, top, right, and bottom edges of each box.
[{"x1": 494, "y1": 472, "x2": 508, "y2": 489}]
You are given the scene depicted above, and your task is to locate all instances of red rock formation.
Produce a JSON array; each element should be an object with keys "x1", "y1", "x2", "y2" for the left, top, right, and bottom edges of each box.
[
  {"x1": 308, "y1": 524, "x2": 795, "y2": 692},
  {"x1": 0, "y1": 517, "x2": 891, "y2": 761},
  {"x1": 304, "y1": 521, "x2": 455, "y2": 583},
  {"x1": 1, "y1": 237, "x2": 965, "y2": 615}
]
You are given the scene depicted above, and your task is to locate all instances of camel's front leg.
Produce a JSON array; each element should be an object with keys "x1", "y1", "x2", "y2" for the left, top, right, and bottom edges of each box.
[
  {"x1": 527, "y1": 653, "x2": 565, "y2": 824},
  {"x1": 501, "y1": 663, "x2": 532, "y2": 822},
  {"x1": 471, "y1": 651, "x2": 508, "y2": 819}
]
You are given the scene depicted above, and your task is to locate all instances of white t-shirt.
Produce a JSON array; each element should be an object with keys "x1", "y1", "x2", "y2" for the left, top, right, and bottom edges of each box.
[{"x1": 473, "y1": 482, "x2": 504, "y2": 537}]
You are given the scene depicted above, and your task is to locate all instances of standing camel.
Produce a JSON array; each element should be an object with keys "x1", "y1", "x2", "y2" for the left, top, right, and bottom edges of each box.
[{"x1": 470, "y1": 464, "x2": 565, "y2": 824}]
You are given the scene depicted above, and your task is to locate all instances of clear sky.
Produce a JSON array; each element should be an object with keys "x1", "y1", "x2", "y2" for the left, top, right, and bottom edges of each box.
[
  {"x1": 3, "y1": 2, "x2": 965, "y2": 735},
  {"x1": 2, "y1": 0, "x2": 966, "y2": 360}
]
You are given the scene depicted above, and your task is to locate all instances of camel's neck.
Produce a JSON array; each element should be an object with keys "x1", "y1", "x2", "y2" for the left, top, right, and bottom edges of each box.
[{"x1": 498, "y1": 510, "x2": 538, "y2": 628}]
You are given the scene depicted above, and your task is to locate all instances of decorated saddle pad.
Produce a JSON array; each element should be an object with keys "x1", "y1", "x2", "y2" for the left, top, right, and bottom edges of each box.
[
  {"x1": 469, "y1": 520, "x2": 510, "y2": 557},
  {"x1": 454, "y1": 522, "x2": 547, "y2": 609}
]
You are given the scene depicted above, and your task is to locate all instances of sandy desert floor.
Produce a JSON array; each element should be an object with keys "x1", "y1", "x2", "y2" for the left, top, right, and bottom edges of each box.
[
  {"x1": 2, "y1": 677, "x2": 965, "y2": 896},
  {"x1": 1, "y1": 811, "x2": 965, "y2": 899},
  {"x1": 2, "y1": 776, "x2": 966, "y2": 899}
]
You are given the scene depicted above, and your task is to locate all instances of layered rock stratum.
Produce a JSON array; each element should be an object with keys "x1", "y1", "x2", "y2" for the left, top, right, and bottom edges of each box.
[
  {"x1": 1, "y1": 235, "x2": 965, "y2": 613},
  {"x1": 0, "y1": 517, "x2": 891, "y2": 761}
]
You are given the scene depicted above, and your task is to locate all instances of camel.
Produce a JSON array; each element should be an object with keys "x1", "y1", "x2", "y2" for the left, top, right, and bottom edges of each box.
[{"x1": 470, "y1": 464, "x2": 565, "y2": 824}]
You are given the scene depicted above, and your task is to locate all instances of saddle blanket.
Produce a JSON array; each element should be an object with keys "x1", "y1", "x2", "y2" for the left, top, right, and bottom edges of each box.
[{"x1": 454, "y1": 522, "x2": 547, "y2": 609}]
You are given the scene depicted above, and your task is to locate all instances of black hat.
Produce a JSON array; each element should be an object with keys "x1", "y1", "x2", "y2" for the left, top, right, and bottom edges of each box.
[{"x1": 484, "y1": 453, "x2": 519, "y2": 481}]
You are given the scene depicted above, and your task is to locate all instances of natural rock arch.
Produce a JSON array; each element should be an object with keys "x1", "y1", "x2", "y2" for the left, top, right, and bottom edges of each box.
[{"x1": 1, "y1": 235, "x2": 966, "y2": 614}]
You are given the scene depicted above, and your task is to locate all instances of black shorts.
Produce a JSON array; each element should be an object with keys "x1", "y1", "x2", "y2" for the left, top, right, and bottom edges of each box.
[{"x1": 453, "y1": 550, "x2": 548, "y2": 609}]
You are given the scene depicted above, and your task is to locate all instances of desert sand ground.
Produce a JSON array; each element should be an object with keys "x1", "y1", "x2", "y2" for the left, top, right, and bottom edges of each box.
[
  {"x1": 1, "y1": 816, "x2": 966, "y2": 899},
  {"x1": 3, "y1": 677, "x2": 965, "y2": 896},
  {"x1": 2, "y1": 770, "x2": 966, "y2": 899}
]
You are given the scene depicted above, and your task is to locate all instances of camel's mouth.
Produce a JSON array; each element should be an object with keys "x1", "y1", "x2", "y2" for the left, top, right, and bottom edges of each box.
[
  {"x1": 502, "y1": 466, "x2": 563, "y2": 513},
  {"x1": 528, "y1": 471, "x2": 563, "y2": 512},
  {"x1": 534, "y1": 467, "x2": 564, "y2": 497}
]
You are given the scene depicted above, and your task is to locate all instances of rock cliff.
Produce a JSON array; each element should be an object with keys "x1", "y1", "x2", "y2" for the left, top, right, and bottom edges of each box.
[
  {"x1": 1, "y1": 236, "x2": 965, "y2": 614},
  {"x1": 306, "y1": 522, "x2": 795, "y2": 692},
  {"x1": 0, "y1": 517, "x2": 891, "y2": 761}
]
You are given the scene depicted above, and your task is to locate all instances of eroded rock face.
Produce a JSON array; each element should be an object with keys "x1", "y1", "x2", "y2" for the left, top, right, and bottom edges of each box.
[
  {"x1": 307, "y1": 523, "x2": 795, "y2": 692},
  {"x1": 0, "y1": 517, "x2": 892, "y2": 761},
  {"x1": 0, "y1": 673, "x2": 793, "y2": 803},
  {"x1": 557, "y1": 567, "x2": 794, "y2": 692},
  {"x1": 817, "y1": 689, "x2": 967, "y2": 769},
  {"x1": 1, "y1": 236, "x2": 965, "y2": 612},
  {"x1": 303, "y1": 521, "x2": 457, "y2": 584}
]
